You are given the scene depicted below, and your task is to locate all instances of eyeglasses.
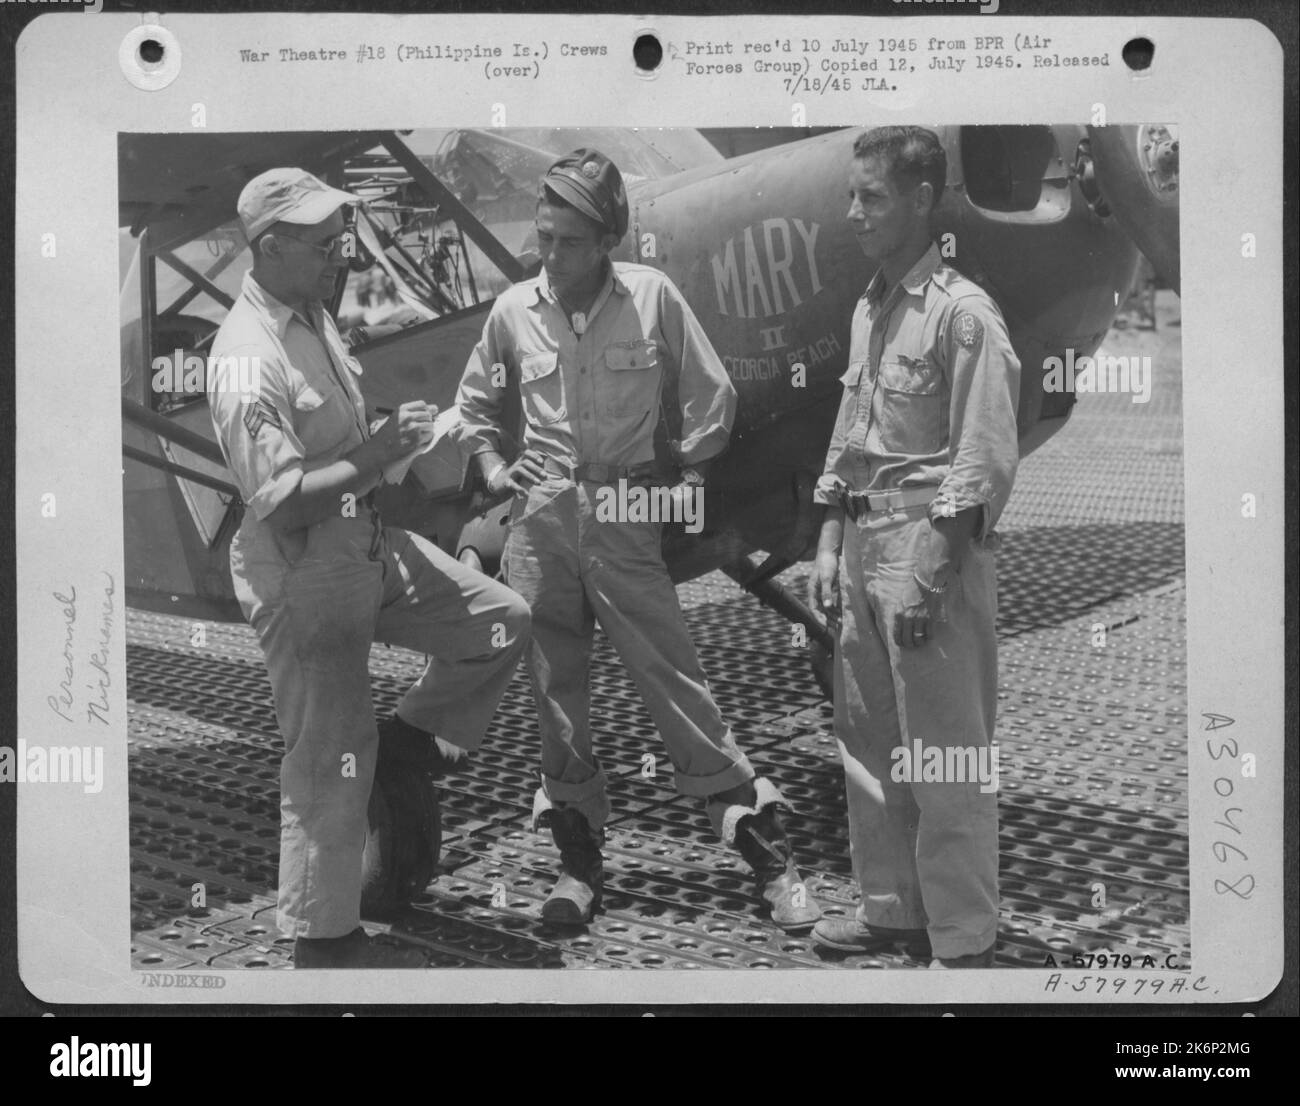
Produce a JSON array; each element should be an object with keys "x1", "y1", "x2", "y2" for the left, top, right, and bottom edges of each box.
[{"x1": 276, "y1": 230, "x2": 349, "y2": 257}]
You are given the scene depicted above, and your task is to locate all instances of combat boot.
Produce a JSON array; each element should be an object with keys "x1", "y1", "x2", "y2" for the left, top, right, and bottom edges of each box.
[
  {"x1": 715, "y1": 778, "x2": 823, "y2": 933},
  {"x1": 540, "y1": 806, "x2": 605, "y2": 925}
]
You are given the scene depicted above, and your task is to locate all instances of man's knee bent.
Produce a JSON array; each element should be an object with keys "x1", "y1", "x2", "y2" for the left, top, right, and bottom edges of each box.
[{"x1": 489, "y1": 586, "x2": 531, "y2": 656}]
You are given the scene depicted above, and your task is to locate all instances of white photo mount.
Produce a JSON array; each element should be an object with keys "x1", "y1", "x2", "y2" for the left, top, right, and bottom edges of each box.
[{"x1": 11, "y1": 10, "x2": 1286, "y2": 1006}]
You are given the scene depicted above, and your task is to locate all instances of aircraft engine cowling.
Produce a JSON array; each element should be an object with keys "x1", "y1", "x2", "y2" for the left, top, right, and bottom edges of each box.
[{"x1": 455, "y1": 499, "x2": 512, "y2": 579}]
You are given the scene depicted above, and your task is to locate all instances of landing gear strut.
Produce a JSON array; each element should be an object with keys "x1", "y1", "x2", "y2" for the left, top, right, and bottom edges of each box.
[{"x1": 721, "y1": 553, "x2": 835, "y2": 700}]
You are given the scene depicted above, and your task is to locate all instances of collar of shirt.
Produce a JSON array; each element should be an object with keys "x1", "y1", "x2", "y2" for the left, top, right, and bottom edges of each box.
[
  {"x1": 532, "y1": 259, "x2": 627, "y2": 325},
  {"x1": 863, "y1": 241, "x2": 943, "y2": 307},
  {"x1": 240, "y1": 269, "x2": 362, "y2": 378},
  {"x1": 239, "y1": 270, "x2": 321, "y2": 339}
]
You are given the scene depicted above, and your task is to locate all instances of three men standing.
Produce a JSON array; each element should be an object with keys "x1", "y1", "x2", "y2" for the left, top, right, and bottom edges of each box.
[
  {"x1": 456, "y1": 149, "x2": 822, "y2": 931},
  {"x1": 206, "y1": 128, "x2": 1016, "y2": 968},
  {"x1": 809, "y1": 127, "x2": 1021, "y2": 968}
]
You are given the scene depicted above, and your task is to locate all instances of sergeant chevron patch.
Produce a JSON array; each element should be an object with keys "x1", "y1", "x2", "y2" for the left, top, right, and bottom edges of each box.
[{"x1": 242, "y1": 397, "x2": 282, "y2": 437}]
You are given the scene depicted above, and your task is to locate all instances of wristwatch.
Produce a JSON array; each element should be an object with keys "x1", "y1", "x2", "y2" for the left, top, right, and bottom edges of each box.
[{"x1": 679, "y1": 467, "x2": 705, "y2": 488}]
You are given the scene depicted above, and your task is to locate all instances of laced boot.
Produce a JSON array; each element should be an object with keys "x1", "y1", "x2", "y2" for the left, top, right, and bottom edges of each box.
[
  {"x1": 539, "y1": 806, "x2": 605, "y2": 925},
  {"x1": 720, "y1": 779, "x2": 823, "y2": 932}
]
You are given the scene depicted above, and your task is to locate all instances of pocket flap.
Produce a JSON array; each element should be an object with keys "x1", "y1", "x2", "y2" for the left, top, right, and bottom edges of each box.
[
  {"x1": 605, "y1": 341, "x2": 659, "y2": 372},
  {"x1": 292, "y1": 384, "x2": 328, "y2": 411},
  {"x1": 520, "y1": 352, "x2": 559, "y2": 382},
  {"x1": 880, "y1": 358, "x2": 941, "y2": 394}
]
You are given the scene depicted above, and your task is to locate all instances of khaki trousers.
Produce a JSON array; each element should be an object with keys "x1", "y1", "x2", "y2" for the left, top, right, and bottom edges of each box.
[
  {"x1": 503, "y1": 476, "x2": 753, "y2": 831},
  {"x1": 232, "y1": 515, "x2": 530, "y2": 937},
  {"x1": 833, "y1": 504, "x2": 1000, "y2": 958}
]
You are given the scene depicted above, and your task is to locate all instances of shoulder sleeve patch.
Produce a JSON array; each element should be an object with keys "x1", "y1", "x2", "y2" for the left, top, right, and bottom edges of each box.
[
  {"x1": 242, "y1": 397, "x2": 282, "y2": 438},
  {"x1": 953, "y1": 311, "x2": 984, "y2": 349}
]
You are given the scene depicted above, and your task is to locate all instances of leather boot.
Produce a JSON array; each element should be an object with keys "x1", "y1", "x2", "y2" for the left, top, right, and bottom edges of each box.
[
  {"x1": 540, "y1": 806, "x2": 604, "y2": 925},
  {"x1": 725, "y1": 785, "x2": 823, "y2": 932}
]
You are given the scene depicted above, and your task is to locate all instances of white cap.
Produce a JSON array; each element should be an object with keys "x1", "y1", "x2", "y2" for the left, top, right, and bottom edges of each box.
[{"x1": 237, "y1": 167, "x2": 357, "y2": 239}]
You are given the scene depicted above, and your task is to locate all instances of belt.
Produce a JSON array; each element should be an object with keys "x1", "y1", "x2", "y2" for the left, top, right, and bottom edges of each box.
[
  {"x1": 836, "y1": 484, "x2": 936, "y2": 521},
  {"x1": 543, "y1": 457, "x2": 665, "y2": 485}
]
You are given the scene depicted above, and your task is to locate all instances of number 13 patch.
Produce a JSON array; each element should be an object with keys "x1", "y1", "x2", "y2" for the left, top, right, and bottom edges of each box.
[{"x1": 953, "y1": 312, "x2": 984, "y2": 349}]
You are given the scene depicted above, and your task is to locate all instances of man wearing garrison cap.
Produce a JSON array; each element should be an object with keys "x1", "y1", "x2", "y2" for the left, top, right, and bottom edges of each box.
[
  {"x1": 456, "y1": 149, "x2": 823, "y2": 930},
  {"x1": 207, "y1": 168, "x2": 530, "y2": 968}
]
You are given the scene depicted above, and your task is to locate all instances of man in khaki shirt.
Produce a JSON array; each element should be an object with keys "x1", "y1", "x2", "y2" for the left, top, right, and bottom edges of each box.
[
  {"x1": 808, "y1": 128, "x2": 1021, "y2": 968},
  {"x1": 208, "y1": 169, "x2": 530, "y2": 968},
  {"x1": 456, "y1": 149, "x2": 822, "y2": 931}
]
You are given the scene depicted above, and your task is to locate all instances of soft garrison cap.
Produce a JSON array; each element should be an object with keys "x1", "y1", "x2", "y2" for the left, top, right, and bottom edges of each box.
[{"x1": 238, "y1": 167, "x2": 358, "y2": 240}]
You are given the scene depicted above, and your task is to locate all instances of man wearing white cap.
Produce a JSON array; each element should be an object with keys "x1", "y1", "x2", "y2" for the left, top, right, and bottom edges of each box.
[{"x1": 207, "y1": 168, "x2": 530, "y2": 969}]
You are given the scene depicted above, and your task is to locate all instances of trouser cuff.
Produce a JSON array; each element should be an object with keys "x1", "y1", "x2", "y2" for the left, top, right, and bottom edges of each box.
[
  {"x1": 856, "y1": 900, "x2": 929, "y2": 932},
  {"x1": 673, "y1": 753, "x2": 756, "y2": 800},
  {"x1": 534, "y1": 778, "x2": 611, "y2": 832},
  {"x1": 929, "y1": 920, "x2": 999, "y2": 961},
  {"x1": 277, "y1": 910, "x2": 360, "y2": 941},
  {"x1": 706, "y1": 776, "x2": 784, "y2": 844}
]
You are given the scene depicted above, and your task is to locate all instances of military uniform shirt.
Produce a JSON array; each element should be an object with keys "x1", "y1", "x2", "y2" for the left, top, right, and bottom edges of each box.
[
  {"x1": 456, "y1": 262, "x2": 736, "y2": 468},
  {"x1": 208, "y1": 271, "x2": 370, "y2": 521},
  {"x1": 815, "y1": 243, "x2": 1021, "y2": 540}
]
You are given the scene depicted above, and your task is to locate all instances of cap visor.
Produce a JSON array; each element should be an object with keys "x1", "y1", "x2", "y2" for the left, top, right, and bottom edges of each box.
[
  {"x1": 543, "y1": 176, "x2": 608, "y2": 232},
  {"x1": 278, "y1": 186, "x2": 358, "y2": 228}
]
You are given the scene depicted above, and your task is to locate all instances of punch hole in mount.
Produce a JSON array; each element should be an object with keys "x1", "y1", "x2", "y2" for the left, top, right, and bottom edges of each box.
[
  {"x1": 119, "y1": 21, "x2": 182, "y2": 91},
  {"x1": 1122, "y1": 37, "x2": 1155, "y2": 73},
  {"x1": 633, "y1": 32, "x2": 663, "y2": 77}
]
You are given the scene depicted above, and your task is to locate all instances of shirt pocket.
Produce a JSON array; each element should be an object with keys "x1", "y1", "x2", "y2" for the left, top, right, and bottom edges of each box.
[
  {"x1": 519, "y1": 352, "x2": 566, "y2": 426},
  {"x1": 291, "y1": 381, "x2": 354, "y2": 455},
  {"x1": 603, "y1": 340, "x2": 662, "y2": 418},
  {"x1": 878, "y1": 357, "x2": 946, "y2": 455}
]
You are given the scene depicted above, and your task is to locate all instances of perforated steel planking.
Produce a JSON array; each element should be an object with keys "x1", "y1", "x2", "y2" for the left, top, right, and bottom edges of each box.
[
  {"x1": 127, "y1": 571, "x2": 1189, "y2": 972},
  {"x1": 126, "y1": 566, "x2": 1190, "y2": 972},
  {"x1": 125, "y1": 325, "x2": 1190, "y2": 973}
]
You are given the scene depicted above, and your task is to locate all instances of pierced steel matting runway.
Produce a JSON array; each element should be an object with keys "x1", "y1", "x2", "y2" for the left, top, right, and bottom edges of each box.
[{"x1": 128, "y1": 302, "x2": 1187, "y2": 973}]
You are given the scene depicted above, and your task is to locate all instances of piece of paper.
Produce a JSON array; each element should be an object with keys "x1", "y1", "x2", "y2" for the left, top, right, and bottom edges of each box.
[{"x1": 380, "y1": 405, "x2": 461, "y2": 486}]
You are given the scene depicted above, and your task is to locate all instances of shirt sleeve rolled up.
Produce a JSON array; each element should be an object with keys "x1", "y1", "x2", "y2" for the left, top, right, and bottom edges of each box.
[
  {"x1": 455, "y1": 305, "x2": 510, "y2": 458},
  {"x1": 933, "y1": 299, "x2": 1021, "y2": 541},
  {"x1": 207, "y1": 346, "x2": 304, "y2": 521}
]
